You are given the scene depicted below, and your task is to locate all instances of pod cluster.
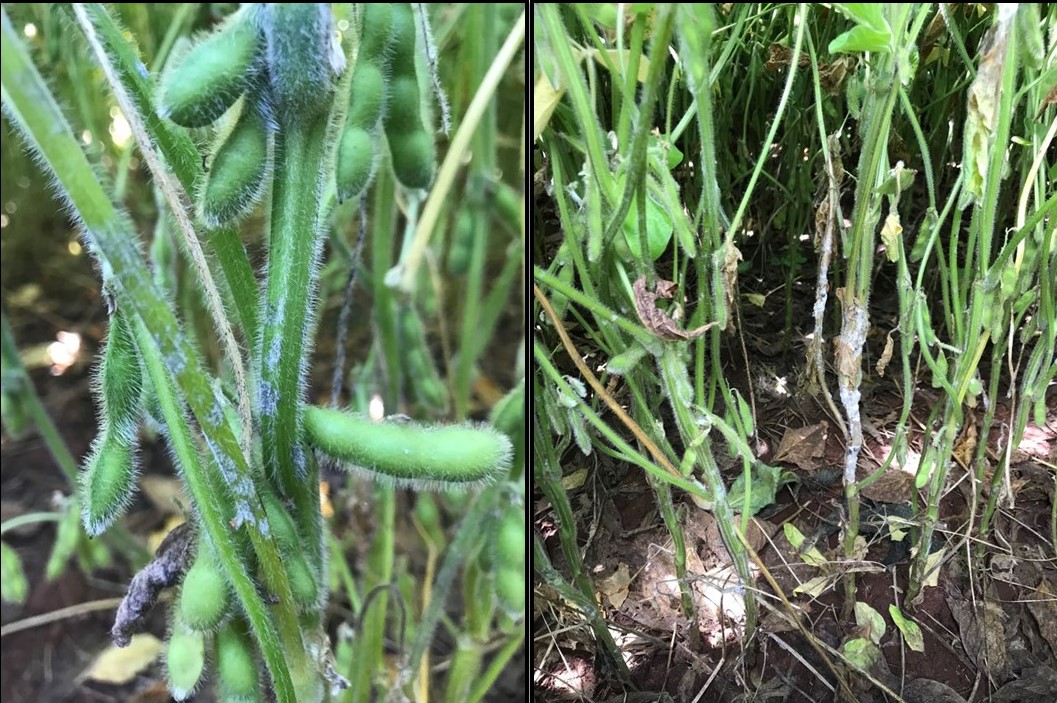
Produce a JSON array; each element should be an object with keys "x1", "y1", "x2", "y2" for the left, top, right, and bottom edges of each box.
[{"x1": 336, "y1": 3, "x2": 437, "y2": 201}]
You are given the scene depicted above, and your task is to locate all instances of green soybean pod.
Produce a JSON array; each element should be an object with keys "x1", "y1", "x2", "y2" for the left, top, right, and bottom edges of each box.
[
  {"x1": 215, "y1": 619, "x2": 260, "y2": 703},
  {"x1": 358, "y1": 4, "x2": 394, "y2": 61},
  {"x1": 385, "y1": 3, "x2": 417, "y2": 67},
  {"x1": 493, "y1": 564, "x2": 525, "y2": 618},
  {"x1": 335, "y1": 125, "x2": 377, "y2": 202},
  {"x1": 166, "y1": 619, "x2": 206, "y2": 701},
  {"x1": 259, "y1": 493, "x2": 317, "y2": 610},
  {"x1": 160, "y1": 11, "x2": 262, "y2": 128},
  {"x1": 80, "y1": 433, "x2": 137, "y2": 537},
  {"x1": 200, "y1": 100, "x2": 271, "y2": 228},
  {"x1": 346, "y1": 46, "x2": 389, "y2": 128},
  {"x1": 284, "y1": 553, "x2": 318, "y2": 611},
  {"x1": 303, "y1": 405, "x2": 512, "y2": 489},
  {"x1": 387, "y1": 122, "x2": 436, "y2": 191},
  {"x1": 99, "y1": 309, "x2": 144, "y2": 443},
  {"x1": 492, "y1": 504, "x2": 525, "y2": 573},
  {"x1": 446, "y1": 208, "x2": 475, "y2": 277},
  {"x1": 180, "y1": 539, "x2": 230, "y2": 631},
  {"x1": 398, "y1": 305, "x2": 447, "y2": 409}
]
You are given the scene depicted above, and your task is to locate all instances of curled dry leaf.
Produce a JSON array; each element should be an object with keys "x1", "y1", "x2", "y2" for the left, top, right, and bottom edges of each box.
[
  {"x1": 112, "y1": 520, "x2": 195, "y2": 647},
  {"x1": 632, "y1": 276, "x2": 716, "y2": 341}
]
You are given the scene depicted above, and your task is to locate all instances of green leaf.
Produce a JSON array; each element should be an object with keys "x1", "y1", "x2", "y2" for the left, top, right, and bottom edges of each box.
[
  {"x1": 889, "y1": 604, "x2": 925, "y2": 652},
  {"x1": 829, "y1": 25, "x2": 891, "y2": 54},
  {"x1": 842, "y1": 637, "x2": 880, "y2": 669},
  {"x1": 1, "y1": 540, "x2": 28, "y2": 605},
  {"x1": 783, "y1": 523, "x2": 827, "y2": 567},
  {"x1": 854, "y1": 601, "x2": 886, "y2": 645},
  {"x1": 617, "y1": 176, "x2": 674, "y2": 262},
  {"x1": 832, "y1": 4, "x2": 887, "y2": 31}
]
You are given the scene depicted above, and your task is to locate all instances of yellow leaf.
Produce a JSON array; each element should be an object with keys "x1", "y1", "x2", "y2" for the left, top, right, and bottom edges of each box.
[
  {"x1": 81, "y1": 634, "x2": 164, "y2": 685},
  {"x1": 561, "y1": 467, "x2": 589, "y2": 491},
  {"x1": 533, "y1": 72, "x2": 566, "y2": 141},
  {"x1": 880, "y1": 212, "x2": 902, "y2": 262},
  {"x1": 745, "y1": 292, "x2": 767, "y2": 307},
  {"x1": 794, "y1": 574, "x2": 837, "y2": 598},
  {"x1": 923, "y1": 547, "x2": 947, "y2": 589}
]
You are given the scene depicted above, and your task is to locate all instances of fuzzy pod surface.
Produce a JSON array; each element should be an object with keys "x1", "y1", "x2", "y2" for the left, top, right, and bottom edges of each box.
[
  {"x1": 160, "y1": 10, "x2": 262, "y2": 128},
  {"x1": 303, "y1": 405, "x2": 512, "y2": 489}
]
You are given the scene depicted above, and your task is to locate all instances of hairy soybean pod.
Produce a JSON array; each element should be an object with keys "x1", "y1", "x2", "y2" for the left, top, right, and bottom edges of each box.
[
  {"x1": 160, "y1": 11, "x2": 262, "y2": 128},
  {"x1": 167, "y1": 617, "x2": 206, "y2": 701},
  {"x1": 381, "y1": 5, "x2": 436, "y2": 189},
  {"x1": 80, "y1": 432, "x2": 137, "y2": 537},
  {"x1": 215, "y1": 618, "x2": 260, "y2": 703},
  {"x1": 200, "y1": 100, "x2": 271, "y2": 228},
  {"x1": 303, "y1": 405, "x2": 512, "y2": 489},
  {"x1": 335, "y1": 5, "x2": 396, "y2": 201},
  {"x1": 260, "y1": 493, "x2": 318, "y2": 610},
  {"x1": 180, "y1": 539, "x2": 230, "y2": 631},
  {"x1": 385, "y1": 87, "x2": 436, "y2": 190},
  {"x1": 99, "y1": 309, "x2": 144, "y2": 443}
]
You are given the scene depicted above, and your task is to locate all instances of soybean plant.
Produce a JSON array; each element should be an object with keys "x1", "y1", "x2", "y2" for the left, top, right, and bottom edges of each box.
[{"x1": 1, "y1": 4, "x2": 525, "y2": 703}]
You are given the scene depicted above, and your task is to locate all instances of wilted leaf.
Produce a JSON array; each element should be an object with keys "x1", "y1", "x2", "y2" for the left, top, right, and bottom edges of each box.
[
  {"x1": 632, "y1": 276, "x2": 716, "y2": 341},
  {"x1": 744, "y1": 292, "x2": 767, "y2": 307},
  {"x1": 1027, "y1": 579, "x2": 1057, "y2": 660},
  {"x1": 794, "y1": 574, "x2": 837, "y2": 598},
  {"x1": 923, "y1": 547, "x2": 946, "y2": 588},
  {"x1": 81, "y1": 634, "x2": 163, "y2": 685},
  {"x1": 597, "y1": 563, "x2": 632, "y2": 609},
  {"x1": 960, "y1": 12, "x2": 1015, "y2": 206},
  {"x1": 860, "y1": 468, "x2": 913, "y2": 503},
  {"x1": 880, "y1": 212, "x2": 903, "y2": 262},
  {"x1": 890, "y1": 604, "x2": 925, "y2": 652},
  {"x1": 727, "y1": 462, "x2": 783, "y2": 516},
  {"x1": 946, "y1": 591, "x2": 1009, "y2": 680},
  {"x1": 876, "y1": 332, "x2": 895, "y2": 376},
  {"x1": 533, "y1": 72, "x2": 565, "y2": 140}
]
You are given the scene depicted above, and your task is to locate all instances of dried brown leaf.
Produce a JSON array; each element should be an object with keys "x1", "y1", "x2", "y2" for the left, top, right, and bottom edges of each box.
[
  {"x1": 632, "y1": 276, "x2": 715, "y2": 341},
  {"x1": 773, "y1": 423, "x2": 829, "y2": 471},
  {"x1": 596, "y1": 563, "x2": 632, "y2": 609}
]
